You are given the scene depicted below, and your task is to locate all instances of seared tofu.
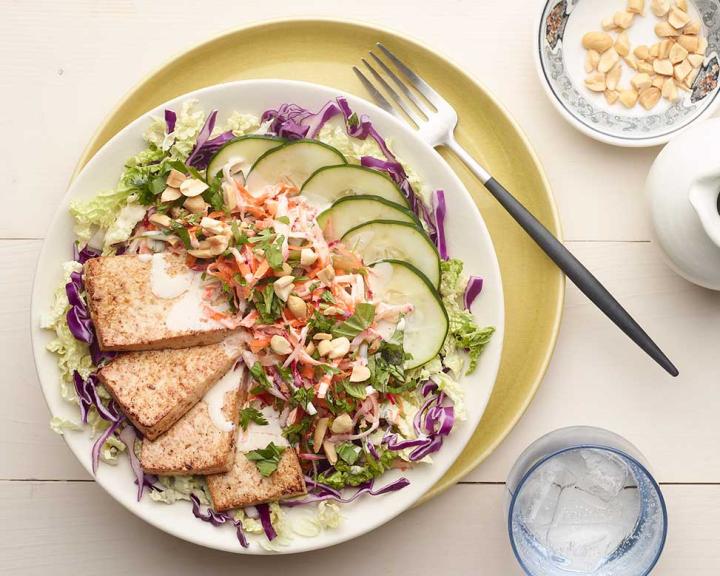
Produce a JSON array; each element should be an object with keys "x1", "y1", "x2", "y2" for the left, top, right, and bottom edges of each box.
[
  {"x1": 139, "y1": 366, "x2": 245, "y2": 475},
  {"x1": 84, "y1": 253, "x2": 238, "y2": 352},
  {"x1": 97, "y1": 338, "x2": 244, "y2": 440},
  {"x1": 207, "y1": 406, "x2": 307, "y2": 511}
]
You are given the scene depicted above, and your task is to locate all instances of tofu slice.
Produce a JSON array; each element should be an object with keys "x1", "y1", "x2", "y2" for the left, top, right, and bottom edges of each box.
[
  {"x1": 207, "y1": 406, "x2": 307, "y2": 511},
  {"x1": 139, "y1": 366, "x2": 245, "y2": 475},
  {"x1": 97, "y1": 337, "x2": 244, "y2": 440},
  {"x1": 84, "y1": 253, "x2": 239, "y2": 351}
]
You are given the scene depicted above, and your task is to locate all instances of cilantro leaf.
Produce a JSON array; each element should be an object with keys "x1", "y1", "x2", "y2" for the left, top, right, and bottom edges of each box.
[
  {"x1": 282, "y1": 417, "x2": 312, "y2": 444},
  {"x1": 238, "y1": 407, "x2": 268, "y2": 430},
  {"x1": 170, "y1": 223, "x2": 192, "y2": 249},
  {"x1": 308, "y1": 310, "x2": 335, "y2": 334},
  {"x1": 341, "y1": 380, "x2": 367, "y2": 399},
  {"x1": 252, "y1": 284, "x2": 283, "y2": 324},
  {"x1": 332, "y1": 303, "x2": 375, "y2": 338},
  {"x1": 291, "y1": 386, "x2": 315, "y2": 410},
  {"x1": 246, "y1": 442, "x2": 285, "y2": 477},
  {"x1": 249, "y1": 362, "x2": 272, "y2": 395}
]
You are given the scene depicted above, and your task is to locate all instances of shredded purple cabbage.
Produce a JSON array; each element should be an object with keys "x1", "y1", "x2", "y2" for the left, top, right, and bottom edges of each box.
[
  {"x1": 164, "y1": 109, "x2": 177, "y2": 133},
  {"x1": 118, "y1": 425, "x2": 146, "y2": 502},
  {"x1": 186, "y1": 110, "x2": 235, "y2": 170},
  {"x1": 282, "y1": 477, "x2": 410, "y2": 508},
  {"x1": 431, "y1": 190, "x2": 448, "y2": 260},
  {"x1": 464, "y1": 276, "x2": 484, "y2": 310},
  {"x1": 72, "y1": 243, "x2": 101, "y2": 264},
  {"x1": 261, "y1": 101, "x2": 341, "y2": 140},
  {"x1": 65, "y1": 271, "x2": 93, "y2": 344},
  {"x1": 91, "y1": 417, "x2": 124, "y2": 474},
  {"x1": 190, "y1": 495, "x2": 249, "y2": 548},
  {"x1": 379, "y1": 381, "x2": 455, "y2": 462},
  {"x1": 255, "y1": 503, "x2": 277, "y2": 540},
  {"x1": 73, "y1": 372, "x2": 119, "y2": 424}
]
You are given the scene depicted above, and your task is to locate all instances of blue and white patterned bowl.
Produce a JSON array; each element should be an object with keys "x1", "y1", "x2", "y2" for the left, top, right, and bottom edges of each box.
[{"x1": 535, "y1": 0, "x2": 720, "y2": 147}]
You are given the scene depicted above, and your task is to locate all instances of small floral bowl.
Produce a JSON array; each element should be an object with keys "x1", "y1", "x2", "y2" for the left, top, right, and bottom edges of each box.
[{"x1": 534, "y1": 0, "x2": 720, "y2": 147}]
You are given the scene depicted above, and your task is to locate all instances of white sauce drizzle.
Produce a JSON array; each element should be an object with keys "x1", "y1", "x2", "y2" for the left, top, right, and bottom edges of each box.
[
  {"x1": 149, "y1": 253, "x2": 194, "y2": 299},
  {"x1": 236, "y1": 406, "x2": 288, "y2": 453},
  {"x1": 202, "y1": 366, "x2": 243, "y2": 432}
]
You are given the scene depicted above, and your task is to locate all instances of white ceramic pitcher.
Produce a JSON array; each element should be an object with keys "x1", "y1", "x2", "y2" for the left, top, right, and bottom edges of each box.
[{"x1": 646, "y1": 118, "x2": 720, "y2": 290}]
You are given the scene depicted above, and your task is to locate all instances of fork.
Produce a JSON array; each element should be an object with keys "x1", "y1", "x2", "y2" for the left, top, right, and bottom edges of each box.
[{"x1": 354, "y1": 43, "x2": 679, "y2": 377}]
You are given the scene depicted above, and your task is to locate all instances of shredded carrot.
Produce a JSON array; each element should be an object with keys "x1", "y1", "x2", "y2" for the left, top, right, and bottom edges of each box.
[{"x1": 249, "y1": 338, "x2": 271, "y2": 353}]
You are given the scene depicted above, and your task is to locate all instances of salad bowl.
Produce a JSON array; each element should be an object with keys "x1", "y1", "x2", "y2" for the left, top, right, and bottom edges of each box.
[{"x1": 30, "y1": 79, "x2": 504, "y2": 554}]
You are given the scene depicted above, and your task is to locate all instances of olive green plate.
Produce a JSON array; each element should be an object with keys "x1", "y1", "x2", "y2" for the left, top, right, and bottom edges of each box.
[{"x1": 72, "y1": 18, "x2": 564, "y2": 503}]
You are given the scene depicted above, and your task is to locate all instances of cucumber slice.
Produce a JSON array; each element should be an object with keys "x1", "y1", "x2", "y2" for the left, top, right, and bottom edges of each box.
[
  {"x1": 206, "y1": 136, "x2": 284, "y2": 180},
  {"x1": 368, "y1": 260, "x2": 448, "y2": 369},
  {"x1": 317, "y1": 195, "x2": 417, "y2": 241},
  {"x1": 301, "y1": 165, "x2": 409, "y2": 211},
  {"x1": 245, "y1": 140, "x2": 346, "y2": 194},
  {"x1": 341, "y1": 220, "x2": 440, "y2": 288}
]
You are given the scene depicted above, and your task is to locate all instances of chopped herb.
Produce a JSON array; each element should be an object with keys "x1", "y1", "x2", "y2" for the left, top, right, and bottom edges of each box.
[
  {"x1": 282, "y1": 417, "x2": 312, "y2": 444},
  {"x1": 246, "y1": 442, "x2": 285, "y2": 477},
  {"x1": 276, "y1": 365, "x2": 293, "y2": 384},
  {"x1": 231, "y1": 220, "x2": 248, "y2": 246},
  {"x1": 368, "y1": 330, "x2": 410, "y2": 393},
  {"x1": 341, "y1": 380, "x2": 367, "y2": 399},
  {"x1": 321, "y1": 291, "x2": 336, "y2": 304},
  {"x1": 252, "y1": 284, "x2": 283, "y2": 324},
  {"x1": 249, "y1": 362, "x2": 272, "y2": 394},
  {"x1": 291, "y1": 387, "x2": 315, "y2": 410},
  {"x1": 238, "y1": 406, "x2": 268, "y2": 430},
  {"x1": 325, "y1": 386, "x2": 355, "y2": 415},
  {"x1": 276, "y1": 215, "x2": 290, "y2": 224},
  {"x1": 332, "y1": 303, "x2": 375, "y2": 339},
  {"x1": 317, "y1": 448, "x2": 396, "y2": 489},
  {"x1": 307, "y1": 310, "x2": 335, "y2": 333},
  {"x1": 170, "y1": 223, "x2": 192, "y2": 249},
  {"x1": 202, "y1": 176, "x2": 225, "y2": 212}
]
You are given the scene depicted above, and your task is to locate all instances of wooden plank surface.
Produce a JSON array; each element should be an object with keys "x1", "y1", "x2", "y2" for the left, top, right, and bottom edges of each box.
[
  {"x1": 1, "y1": 481, "x2": 717, "y2": 575},
  {"x1": 0, "y1": 0, "x2": 656, "y2": 242},
  {"x1": 2, "y1": 0, "x2": 720, "y2": 572}
]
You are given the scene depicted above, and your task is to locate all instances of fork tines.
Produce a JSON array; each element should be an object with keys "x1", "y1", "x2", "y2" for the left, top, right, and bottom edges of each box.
[{"x1": 353, "y1": 42, "x2": 442, "y2": 125}]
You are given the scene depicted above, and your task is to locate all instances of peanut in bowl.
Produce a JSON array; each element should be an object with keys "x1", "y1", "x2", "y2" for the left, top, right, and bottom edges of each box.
[{"x1": 534, "y1": 0, "x2": 720, "y2": 147}]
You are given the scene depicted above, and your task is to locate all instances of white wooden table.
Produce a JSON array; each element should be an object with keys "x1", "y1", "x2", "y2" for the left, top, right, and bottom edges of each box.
[{"x1": 2, "y1": 1, "x2": 720, "y2": 574}]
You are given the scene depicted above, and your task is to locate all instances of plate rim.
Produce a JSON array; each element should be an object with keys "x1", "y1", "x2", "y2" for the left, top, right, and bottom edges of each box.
[
  {"x1": 31, "y1": 77, "x2": 507, "y2": 554},
  {"x1": 63, "y1": 16, "x2": 564, "y2": 504}
]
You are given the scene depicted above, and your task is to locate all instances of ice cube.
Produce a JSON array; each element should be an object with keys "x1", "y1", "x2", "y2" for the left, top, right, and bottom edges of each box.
[
  {"x1": 539, "y1": 453, "x2": 580, "y2": 488},
  {"x1": 517, "y1": 475, "x2": 562, "y2": 541},
  {"x1": 546, "y1": 521, "x2": 618, "y2": 573},
  {"x1": 577, "y1": 449, "x2": 629, "y2": 502}
]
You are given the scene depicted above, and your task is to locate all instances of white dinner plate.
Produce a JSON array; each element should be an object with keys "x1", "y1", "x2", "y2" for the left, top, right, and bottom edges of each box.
[{"x1": 30, "y1": 79, "x2": 505, "y2": 554}]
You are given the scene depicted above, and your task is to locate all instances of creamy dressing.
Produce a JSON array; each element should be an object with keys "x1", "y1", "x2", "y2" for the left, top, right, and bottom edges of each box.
[
  {"x1": 236, "y1": 406, "x2": 288, "y2": 453},
  {"x1": 149, "y1": 253, "x2": 194, "y2": 299},
  {"x1": 202, "y1": 365, "x2": 243, "y2": 432},
  {"x1": 138, "y1": 253, "x2": 152, "y2": 263},
  {"x1": 165, "y1": 277, "x2": 220, "y2": 332}
]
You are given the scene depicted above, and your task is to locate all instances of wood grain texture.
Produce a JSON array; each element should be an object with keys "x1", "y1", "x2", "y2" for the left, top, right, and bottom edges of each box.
[
  {"x1": 0, "y1": 0, "x2": 656, "y2": 241},
  {"x1": 3, "y1": 0, "x2": 720, "y2": 571},
  {"x1": 0, "y1": 481, "x2": 717, "y2": 575}
]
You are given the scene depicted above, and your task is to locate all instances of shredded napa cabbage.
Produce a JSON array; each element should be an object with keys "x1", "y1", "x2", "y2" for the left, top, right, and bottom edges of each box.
[
  {"x1": 440, "y1": 259, "x2": 495, "y2": 375},
  {"x1": 318, "y1": 122, "x2": 384, "y2": 162},
  {"x1": 223, "y1": 111, "x2": 261, "y2": 136},
  {"x1": 290, "y1": 502, "x2": 343, "y2": 538},
  {"x1": 41, "y1": 261, "x2": 92, "y2": 402},
  {"x1": 50, "y1": 416, "x2": 82, "y2": 435},
  {"x1": 149, "y1": 475, "x2": 211, "y2": 505}
]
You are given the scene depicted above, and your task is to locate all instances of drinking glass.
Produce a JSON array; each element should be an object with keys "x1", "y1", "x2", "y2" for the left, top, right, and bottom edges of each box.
[{"x1": 506, "y1": 426, "x2": 668, "y2": 576}]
